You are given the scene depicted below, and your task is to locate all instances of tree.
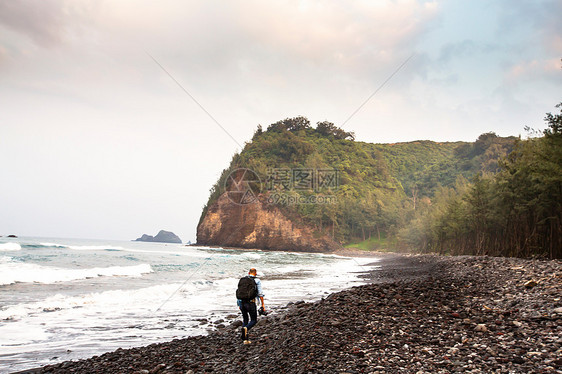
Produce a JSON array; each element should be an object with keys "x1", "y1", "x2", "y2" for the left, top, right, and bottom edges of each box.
[
  {"x1": 267, "y1": 116, "x2": 311, "y2": 132},
  {"x1": 543, "y1": 102, "x2": 562, "y2": 137},
  {"x1": 252, "y1": 124, "x2": 263, "y2": 140},
  {"x1": 315, "y1": 121, "x2": 355, "y2": 140}
]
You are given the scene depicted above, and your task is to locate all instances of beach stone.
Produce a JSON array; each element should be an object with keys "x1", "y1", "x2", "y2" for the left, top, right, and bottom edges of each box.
[
  {"x1": 512, "y1": 357, "x2": 525, "y2": 364},
  {"x1": 474, "y1": 323, "x2": 487, "y2": 332},
  {"x1": 149, "y1": 363, "x2": 166, "y2": 374},
  {"x1": 524, "y1": 280, "x2": 538, "y2": 289}
]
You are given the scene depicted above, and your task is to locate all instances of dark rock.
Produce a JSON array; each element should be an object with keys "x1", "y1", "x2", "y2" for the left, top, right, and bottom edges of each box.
[
  {"x1": 136, "y1": 234, "x2": 154, "y2": 242},
  {"x1": 149, "y1": 363, "x2": 166, "y2": 374},
  {"x1": 135, "y1": 230, "x2": 182, "y2": 244},
  {"x1": 512, "y1": 357, "x2": 525, "y2": 364}
]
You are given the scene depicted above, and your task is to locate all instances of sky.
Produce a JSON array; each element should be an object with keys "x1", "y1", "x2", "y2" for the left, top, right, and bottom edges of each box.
[{"x1": 0, "y1": 0, "x2": 560, "y2": 242}]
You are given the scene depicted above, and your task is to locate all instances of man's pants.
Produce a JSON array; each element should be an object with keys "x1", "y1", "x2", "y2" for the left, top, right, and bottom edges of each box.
[{"x1": 240, "y1": 300, "x2": 258, "y2": 330}]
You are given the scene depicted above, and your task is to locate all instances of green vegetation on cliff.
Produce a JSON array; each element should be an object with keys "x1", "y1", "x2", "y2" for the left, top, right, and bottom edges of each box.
[
  {"x1": 200, "y1": 103, "x2": 561, "y2": 258},
  {"x1": 399, "y1": 103, "x2": 562, "y2": 258}
]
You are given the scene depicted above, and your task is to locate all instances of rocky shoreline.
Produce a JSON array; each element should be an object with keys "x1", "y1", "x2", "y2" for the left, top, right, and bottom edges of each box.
[{"x1": 19, "y1": 254, "x2": 561, "y2": 373}]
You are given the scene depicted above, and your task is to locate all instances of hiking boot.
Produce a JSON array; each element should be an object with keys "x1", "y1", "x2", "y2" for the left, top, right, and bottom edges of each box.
[
  {"x1": 243, "y1": 340, "x2": 252, "y2": 345},
  {"x1": 240, "y1": 327, "x2": 247, "y2": 341}
]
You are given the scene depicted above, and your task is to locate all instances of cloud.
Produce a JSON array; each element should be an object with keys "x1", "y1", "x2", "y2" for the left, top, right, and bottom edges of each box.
[
  {"x1": 99, "y1": 0, "x2": 440, "y2": 88},
  {"x1": 231, "y1": 1, "x2": 439, "y2": 73},
  {"x1": 0, "y1": 0, "x2": 440, "y2": 98},
  {"x1": 0, "y1": 45, "x2": 7, "y2": 64},
  {"x1": 542, "y1": 1, "x2": 562, "y2": 53},
  {"x1": 507, "y1": 58, "x2": 562, "y2": 82},
  {"x1": 65, "y1": 0, "x2": 439, "y2": 130},
  {"x1": 496, "y1": 0, "x2": 562, "y2": 54},
  {"x1": 0, "y1": 0, "x2": 66, "y2": 46},
  {"x1": 0, "y1": 0, "x2": 99, "y2": 48},
  {"x1": 437, "y1": 40, "x2": 500, "y2": 64}
]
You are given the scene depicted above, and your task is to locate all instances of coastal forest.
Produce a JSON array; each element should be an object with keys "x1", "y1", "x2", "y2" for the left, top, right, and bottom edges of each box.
[{"x1": 201, "y1": 103, "x2": 562, "y2": 259}]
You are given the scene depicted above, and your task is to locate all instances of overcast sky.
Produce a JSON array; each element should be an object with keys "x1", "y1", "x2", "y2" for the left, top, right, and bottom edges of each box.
[{"x1": 0, "y1": 0, "x2": 560, "y2": 242}]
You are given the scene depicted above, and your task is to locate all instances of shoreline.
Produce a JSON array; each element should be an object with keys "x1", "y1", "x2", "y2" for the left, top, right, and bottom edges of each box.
[
  {"x1": 190, "y1": 243, "x2": 390, "y2": 259},
  {"x1": 15, "y1": 254, "x2": 562, "y2": 373}
]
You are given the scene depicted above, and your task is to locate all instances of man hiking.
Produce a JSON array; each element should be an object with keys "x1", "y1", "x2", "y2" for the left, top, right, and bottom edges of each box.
[{"x1": 236, "y1": 268, "x2": 265, "y2": 344}]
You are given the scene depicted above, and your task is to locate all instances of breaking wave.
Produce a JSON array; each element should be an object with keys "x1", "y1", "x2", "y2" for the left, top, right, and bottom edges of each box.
[
  {"x1": 20, "y1": 243, "x2": 125, "y2": 251},
  {"x1": 0, "y1": 261, "x2": 153, "y2": 286},
  {"x1": 0, "y1": 243, "x2": 22, "y2": 251}
]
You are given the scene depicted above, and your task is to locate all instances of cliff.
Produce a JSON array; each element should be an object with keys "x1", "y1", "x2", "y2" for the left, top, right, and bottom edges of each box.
[
  {"x1": 196, "y1": 116, "x2": 517, "y2": 251},
  {"x1": 197, "y1": 193, "x2": 340, "y2": 252},
  {"x1": 135, "y1": 230, "x2": 182, "y2": 244}
]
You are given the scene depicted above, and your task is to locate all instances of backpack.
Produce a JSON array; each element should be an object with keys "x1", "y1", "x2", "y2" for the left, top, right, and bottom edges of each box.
[{"x1": 236, "y1": 276, "x2": 257, "y2": 300}]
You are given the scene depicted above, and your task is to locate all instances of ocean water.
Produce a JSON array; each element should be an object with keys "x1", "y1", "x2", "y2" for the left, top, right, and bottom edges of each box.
[{"x1": 0, "y1": 237, "x2": 379, "y2": 373}]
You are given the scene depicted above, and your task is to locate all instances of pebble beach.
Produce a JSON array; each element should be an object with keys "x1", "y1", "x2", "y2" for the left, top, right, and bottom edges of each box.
[{"x1": 21, "y1": 253, "x2": 562, "y2": 374}]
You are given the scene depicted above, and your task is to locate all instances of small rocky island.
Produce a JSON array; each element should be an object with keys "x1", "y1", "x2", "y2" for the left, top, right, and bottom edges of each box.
[{"x1": 134, "y1": 230, "x2": 182, "y2": 244}]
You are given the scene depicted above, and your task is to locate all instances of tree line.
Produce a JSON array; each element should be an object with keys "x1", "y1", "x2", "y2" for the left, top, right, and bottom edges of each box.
[{"x1": 398, "y1": 103, "x2": 561, "y2": 258}]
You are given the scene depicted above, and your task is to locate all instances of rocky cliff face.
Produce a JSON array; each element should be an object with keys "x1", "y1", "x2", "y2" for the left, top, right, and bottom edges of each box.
[{"x1": 197, "y1": 193, "x2": 340, "y2": 252}]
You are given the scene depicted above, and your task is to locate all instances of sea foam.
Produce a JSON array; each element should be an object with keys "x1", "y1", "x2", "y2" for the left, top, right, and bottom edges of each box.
[
  {"x1": 0, "y1": 282, "x2": 187, "y2": 321},
  {"x1": 37, "y1": 243, "x2": 125, "y2": 250},
  {"x1": 68, "y1": 245, "x2": 124, "y2": 250},
  {"x1": 0, "y1": 261, "x2": 153, "y2": 286},
  {"x1": 0, "y1": 243, "x2": 22, "y2": 251}
]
